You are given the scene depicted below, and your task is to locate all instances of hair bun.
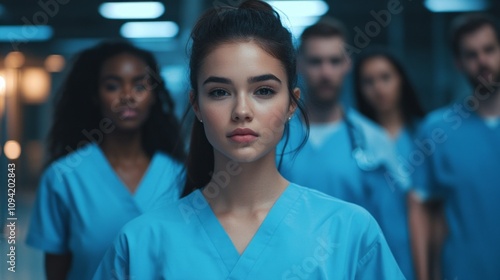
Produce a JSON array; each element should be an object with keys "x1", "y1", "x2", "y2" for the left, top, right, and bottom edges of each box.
[{"x1": 238, "y1": 0, "x2": 275, "y2": 14}]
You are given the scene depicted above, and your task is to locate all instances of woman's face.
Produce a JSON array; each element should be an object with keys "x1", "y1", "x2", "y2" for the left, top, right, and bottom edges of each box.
[
  {"x1": 193, "y1": 42, "x2": 298, "y2": 163},
  {"x1": 98, "y1": 53, "x2": 155, "y2": 132},
  {"x1": 359, "y1": 56, "x2": 402, "y2": 114}
]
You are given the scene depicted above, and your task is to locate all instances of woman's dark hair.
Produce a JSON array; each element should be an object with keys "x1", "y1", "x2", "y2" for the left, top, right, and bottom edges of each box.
[
  {"x1": 354, "y1": 48, "x2": 425, "y2": 128},
  {"x1": 47, "y1": 41, "x2": 185, "y2": 165},
  {"x1": 182, "y1": 0, "x2": 309, "y2": 196}
]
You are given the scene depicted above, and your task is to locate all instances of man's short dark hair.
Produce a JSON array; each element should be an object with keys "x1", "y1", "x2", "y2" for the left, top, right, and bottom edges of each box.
[
  {"x1": 450, "y1": 13, "x2": 500, "y2": 57},
  {"x1": 299, "y1": 17, "x2": 348, "y2": 54}
]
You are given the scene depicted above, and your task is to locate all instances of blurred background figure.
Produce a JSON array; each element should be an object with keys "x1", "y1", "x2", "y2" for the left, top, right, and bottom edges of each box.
[
  {"x1": 354, "y1": 48, "x2": 426, "y2": 154},
  {"x1": 410, "y1": 13, "x2": 500, "y2": 280},
  {"x1": 26, "y1": 41, "x2": 185, "y2": 280},
  {"x1": 277, "y1": 18, "x2": 414, "y2": 279},
  {"x1": 354, "y1": 48, "x2": 424, "y2": 277}
]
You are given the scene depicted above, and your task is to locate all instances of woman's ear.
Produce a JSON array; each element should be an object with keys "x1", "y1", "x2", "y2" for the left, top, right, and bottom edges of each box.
[
  {"x1": 289, "y1": 87, "x2": 301, "y2": 117},
  {"x1": 190, "y1": 90, "x2": 202, "y2": 121}
]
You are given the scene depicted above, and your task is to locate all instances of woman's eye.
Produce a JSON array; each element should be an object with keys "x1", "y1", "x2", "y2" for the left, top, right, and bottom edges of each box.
[
  {"x1": 208, "y1": 89, "x2": 229, "y2": 98},
  {"x1": 104, "y1": 84, "x2": 119, "y2": 91},
  {"x1": 255, "y1": 87, "x2": 275, "y2": 96},
  {"x1": 381, "y1": 73, "x2": 391, "y2": 82},
  {"x1": 362, "y1": 78, "x2": 373, "y2": 87},
  {"x1": 134, "y1": 84, "x2": 147, "y2": 92}
]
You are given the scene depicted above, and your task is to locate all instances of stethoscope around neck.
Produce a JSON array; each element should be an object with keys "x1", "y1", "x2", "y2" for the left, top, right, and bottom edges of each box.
[{"x1": 343, "y1": 110, "x2": 380, "y2": 172}]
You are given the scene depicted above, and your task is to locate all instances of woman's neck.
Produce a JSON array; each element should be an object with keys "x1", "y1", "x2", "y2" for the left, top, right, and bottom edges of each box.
[
  {"x1": 377, "y1": 108, "x2": 404, "y2": 138},
  {"x1": 100, "y1": 129, "x2": 146, "y2": 160},
  {"x1": 204, "y1": 151, "x2": 289, "y2": 213}
]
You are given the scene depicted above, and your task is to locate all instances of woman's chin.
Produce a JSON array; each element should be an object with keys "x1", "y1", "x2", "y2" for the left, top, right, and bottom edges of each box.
[
  {"x1": 112, "y1": 121, "x2": 144, "y2": 132},
  {"x1": 223, "y1": 149, "x2": 271, "y2": 165}
]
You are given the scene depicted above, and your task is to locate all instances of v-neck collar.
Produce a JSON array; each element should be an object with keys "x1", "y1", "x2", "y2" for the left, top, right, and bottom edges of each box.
[
  {"x1": 308, "y1": 122, "x2": 348, "y2": 151},
  {"x1": 469, "y1": 112, "x2": 500, "y2": 163},
  {"x1": 308, "y1": 121, "x2": 344, "y2": 149},
  {"x1": 189, "y1": 183, "x2": 304, "y2": 278},
  {"x1": 473, "y1": 111, "x2": 500, "y2": 130},
  {"x1": 92, "y1": 143, "x2": 158, "y2": 199}
]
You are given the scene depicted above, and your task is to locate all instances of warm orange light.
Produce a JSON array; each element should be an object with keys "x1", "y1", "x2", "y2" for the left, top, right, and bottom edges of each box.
[
  {"x1": 0, "y1": 74, "x2": 5, "y2": 97},
  {"x1": 0, "y1": 72, "x2": 5, "y2": 116},
  {"x1": 4, "y1": 140, "x2": 21, "y2": 160},
  {"x1": 5, "y1": 52, "x2": 25, "y2": 68},
  {"x1": 21, "y1": 67, "x2": 51, "y2": 104},
  {"x1": 44, "y1": 54, "x2": 66, "y2": 73}
]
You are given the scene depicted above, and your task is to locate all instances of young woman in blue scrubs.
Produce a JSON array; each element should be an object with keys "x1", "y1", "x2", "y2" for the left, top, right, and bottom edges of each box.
[
  {"x1": 26, "y1": 42, "x2": 185, "y2": 280},
  {"x1": 354, "y1": 49, "x2": 426, "y2": 279},
  {"x1": 93, "y1": 1, "x2": 404, "y2": 279}
]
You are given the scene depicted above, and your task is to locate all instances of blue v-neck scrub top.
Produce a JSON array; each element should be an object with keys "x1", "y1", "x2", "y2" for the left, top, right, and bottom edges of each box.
[
  {"x1": 394, "y1": 126, "x2": 418, "y2": 163},
  {"x1": 413, "y1": 107, "x2": 500, "y2": 279},
  {"x1": 26, "y1": 143, "x2": 184, "y2": 280},
  {"x1": 277, "y1": 109, "x2": 414, "y2": 279},
  {"x1": 93, "y1": 184, "x2": 405, "y2": 279}
]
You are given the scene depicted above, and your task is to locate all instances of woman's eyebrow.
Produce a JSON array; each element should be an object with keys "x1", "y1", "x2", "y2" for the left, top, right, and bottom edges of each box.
[
  {"x1": 203, "y1": 76, "x2": 232, "y2": 85},
  {"x1": 203, "y1": 74, "x2": 282, "y2": 85},
  {"x1": 101, "y1": 75, "x2": 122, "y2": 82},
  {"x1": 132, "y1": 75, "x2": 148, "y2": 82},
  {"x1": 248, "y1": 74, "x2": 281, "y2": 84},
  {"x1": 101, "y1": 74, "x2": 147, "y2": 81}
]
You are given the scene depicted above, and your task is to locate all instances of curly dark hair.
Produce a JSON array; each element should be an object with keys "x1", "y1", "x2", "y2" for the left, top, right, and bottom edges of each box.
[{"x1": 47, "y1": 41, "x2": 185, "y2": 165}]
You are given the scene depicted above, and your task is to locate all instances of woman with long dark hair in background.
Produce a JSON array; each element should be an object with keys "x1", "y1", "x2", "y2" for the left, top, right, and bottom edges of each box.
[
  {"x1": 354, "y1": 48, "x2": 426, "y2": 279},
  {"x1": 93, "y1": 1, "x2": 403, "y2": 279},
  {"x1": 26, "y1": 41, "x2": 185, "y2": 280},
  {"x1": 355, "y1": 49, "x2": 425, "y2": 155}
]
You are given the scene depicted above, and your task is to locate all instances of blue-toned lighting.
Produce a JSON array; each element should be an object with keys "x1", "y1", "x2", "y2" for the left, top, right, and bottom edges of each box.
[
  {"x1": 266, "y1": 1, "x2": 327, "y2": 39},
  {"x1": 267, "y1": 1, "x2": 328, "y2": 17},
  {"x1": 286, "y1": 16, "x2": 320, "y2": 28},
  {"x1": 120, "y1": 21, "x2": 179, "y2": 38},
  {"x1": 99, "y1": 2, "x2": 164, "y2": 19},
  {"x1": 161, "y1": 65, "x2": 188, "y2": 109},
  {"x1": 0, "y1": 4, "x2": 5, "y2": 16},
  {"x1": 160, "y1": 65, "x2": 190, "y2": 119},
  {"x1": 287, "y1": 16, "x2": 320, "y2": 39},
  {"x1": 424, "y1": 0, "x2": 489, "y2": 12},
  {"x1": 0, "y1": 25, "x2": 53, "y2": 42}
]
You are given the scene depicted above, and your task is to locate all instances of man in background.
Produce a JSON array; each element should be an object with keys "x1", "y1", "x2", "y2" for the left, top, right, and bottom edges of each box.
[
  {"x1": 410, "y1": 13, "x2": 500, "y2": 280},
  {"x1": 278, "y1": 18, "x2": 414, "y2": 279}
]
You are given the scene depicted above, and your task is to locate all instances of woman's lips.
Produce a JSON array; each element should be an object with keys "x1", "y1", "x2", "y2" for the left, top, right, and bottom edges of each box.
[
  {"x1": 119, "y1": 108, "x2": 138, "y2": 119},
  {"x1": 229, "y1": 134, "x2": 258, "y2": 143},
  {"x1": 227, "y1": 128, "x2": 259, "y2": 143}
]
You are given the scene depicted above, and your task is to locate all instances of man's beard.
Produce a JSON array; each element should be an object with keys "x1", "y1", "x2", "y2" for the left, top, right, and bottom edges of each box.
[
  {"x1": 307, "y1": 80, "x2": 341, "y2": 109},
  {"x1": 470, "y1": 67, "x2": 500, "y2": 98}
]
